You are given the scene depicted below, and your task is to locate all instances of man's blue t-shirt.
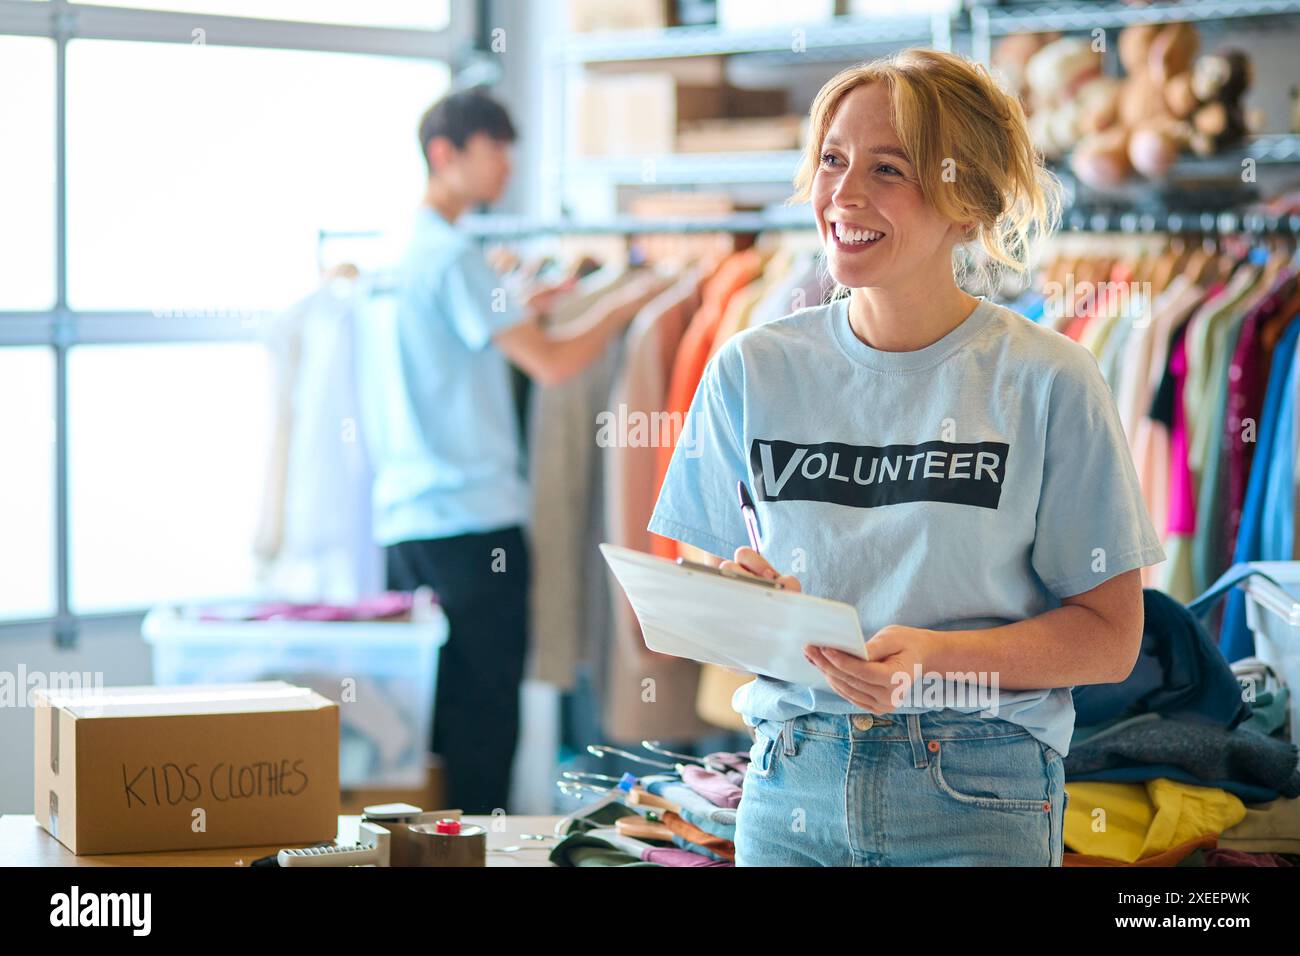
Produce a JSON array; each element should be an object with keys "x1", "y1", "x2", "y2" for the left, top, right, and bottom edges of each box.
[
  {"x1": 356, "y1": 206, "x2": 530, "y2": 545},
  {"x1": 647, "y1": 295, "x2": 1166, "y2": 757}
]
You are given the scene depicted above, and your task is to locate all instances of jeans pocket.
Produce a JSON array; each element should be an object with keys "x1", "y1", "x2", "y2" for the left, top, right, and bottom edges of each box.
[
  {"x1": 928, "y1": 733, "x2": 1051, "y2": 813},
  {"x1": 746, "y1": 721, "x2": 782, "y2": 780}
]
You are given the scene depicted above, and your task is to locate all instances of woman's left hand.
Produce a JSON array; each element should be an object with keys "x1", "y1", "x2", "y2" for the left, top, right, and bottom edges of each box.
[{"x1": 805, "y1": 625, "x2": 938, "y2": 713}]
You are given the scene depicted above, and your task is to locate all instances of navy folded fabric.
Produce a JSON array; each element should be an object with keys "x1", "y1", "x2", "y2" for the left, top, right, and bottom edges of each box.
[
  {"x1": 1064, "y1": 712, "x2": 1300, "y2": 799},
  {"x1": 1072, "y1": 589, "x2": 1251, "y2": 729}
]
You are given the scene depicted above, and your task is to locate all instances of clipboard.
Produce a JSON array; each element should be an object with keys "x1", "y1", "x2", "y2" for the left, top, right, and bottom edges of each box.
[{"x1": 599, "y1": 543, "x2": 867, "y2": 690}]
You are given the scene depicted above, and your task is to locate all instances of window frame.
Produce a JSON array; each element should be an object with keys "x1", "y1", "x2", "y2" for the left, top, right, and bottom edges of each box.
[{"x1": 0, "y1": 0, "x2": 471, "y2": 645}]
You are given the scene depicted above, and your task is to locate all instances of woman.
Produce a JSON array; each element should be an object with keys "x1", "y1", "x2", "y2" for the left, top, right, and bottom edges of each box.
[{"x1": 647, "y1": 49, "x2": 1166, "y2": 866}]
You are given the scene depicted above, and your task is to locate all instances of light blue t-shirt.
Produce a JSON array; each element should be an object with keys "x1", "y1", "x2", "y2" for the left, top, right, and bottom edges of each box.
[
  {"x1": 647, "y1": 295, "x2": 1166, "y2": 757},
  {"x1": 355, "y1": 206, "x2": 529, "y2": 546}
]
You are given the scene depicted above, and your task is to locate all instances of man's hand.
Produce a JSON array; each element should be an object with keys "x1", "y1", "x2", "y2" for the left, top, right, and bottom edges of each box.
[{"x1": 523, "y1": 276, "x2": 576, "y2": 319}]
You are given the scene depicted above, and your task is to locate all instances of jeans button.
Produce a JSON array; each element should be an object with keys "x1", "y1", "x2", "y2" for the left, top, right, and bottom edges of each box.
[{"x1": 851, "y1": 714, "x2": 874, "y2": 731}]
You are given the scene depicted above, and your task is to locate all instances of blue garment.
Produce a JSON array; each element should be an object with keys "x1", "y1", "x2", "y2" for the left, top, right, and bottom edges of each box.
[
  {"x1": 680, "y1": 806, "x2": 736, "y2": 843},
  {"x1": 648, "y1": 296, "x2": 1166, "y2": 758},
  {"x1": 737, "y1": 709, "x2": 1066, "y2": 866},
  {"x1": 1064, "y1": 766, "x2": 1280, "y2": 804},
  {"x1": 355, "y1": 206, "x2": 530, "y2": 545},
  {"x1": 1259, "y1": 338, "x2": 1300, "y2": 560},
  {"x1": 1221, "y1": 315, "x2": 1300, "y2": 660},
  {"x1": 1071, "y1": 589, "x2": 1250, "y2": 729}
]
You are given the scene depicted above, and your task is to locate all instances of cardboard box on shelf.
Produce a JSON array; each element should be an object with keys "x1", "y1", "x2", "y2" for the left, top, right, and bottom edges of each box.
[
  {"x1": 676, "y1": 115, "x2": 805, "y2": 152},
  {"x1": 576, "y1": 75, "x2": 790, "y2": 155},
  {"x1": 568, "y1": 0, "x2": 671, "y2": 32},
  {"x1": 33, "y1": 681, "x2": 338, "y2": 855}
]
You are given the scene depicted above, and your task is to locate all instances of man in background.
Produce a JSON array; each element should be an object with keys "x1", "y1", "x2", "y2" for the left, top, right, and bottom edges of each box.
[{"x1": 359, "y1": 89, "x2": 635, "y2": 813}]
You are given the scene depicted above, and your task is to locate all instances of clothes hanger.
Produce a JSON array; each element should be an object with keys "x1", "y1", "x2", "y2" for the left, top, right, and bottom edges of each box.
[{"x1": 586, "y1": 744, "x2": 678, "y2": 770}]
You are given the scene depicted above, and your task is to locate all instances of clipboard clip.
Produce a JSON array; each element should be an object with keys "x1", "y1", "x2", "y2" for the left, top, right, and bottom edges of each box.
[{"x1": 674, "y1": 557, "x2": 781, "y2": 590}]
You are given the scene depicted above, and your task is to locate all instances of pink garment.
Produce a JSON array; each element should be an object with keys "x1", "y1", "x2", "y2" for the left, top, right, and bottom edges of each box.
[
  {"x1": 1203, "y1": 848, "x2": 1295, "y2": 867},
  {"x1": 642, "y1": 847, "x2": 733, "y2": 867},
  {"x1": 198, "y1": 591, "x2": 418, "y2": 622},
  {"x1": 681, "y1": 764, "x2": 743, "y2": 809},
  {"x1": 1166, "y1": 333, "x2": 1196, "y2": 537}
]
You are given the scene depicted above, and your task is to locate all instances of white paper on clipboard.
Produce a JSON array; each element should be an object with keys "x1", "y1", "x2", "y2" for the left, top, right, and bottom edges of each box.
[{"x1": 598, "y1": 543, "x2": 866, "y2": 690}]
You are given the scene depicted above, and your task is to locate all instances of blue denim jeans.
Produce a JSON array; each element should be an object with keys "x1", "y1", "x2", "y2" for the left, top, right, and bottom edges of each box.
[{"x1": 736, "y1": 710, "x2": 1068, "y2": 866}]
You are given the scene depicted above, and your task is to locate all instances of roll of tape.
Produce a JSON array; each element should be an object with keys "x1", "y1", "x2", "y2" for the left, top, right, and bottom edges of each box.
[{"x1": 389, "y1": 820, "x2": 487, "y2": 867}]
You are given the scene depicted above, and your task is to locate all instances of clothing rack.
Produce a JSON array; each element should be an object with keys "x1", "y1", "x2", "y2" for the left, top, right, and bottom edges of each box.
[
  {"x1": 318, "y1": 207, "x2": 1300, "y2": 259},
  {"x1": 1060, "y1": 208, "x2": 1300, "y2": 236}
]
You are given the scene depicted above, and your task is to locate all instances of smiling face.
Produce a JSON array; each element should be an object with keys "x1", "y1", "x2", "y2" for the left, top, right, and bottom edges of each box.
[{"x1": 812, "y1": 82, "x2": 965, "y2": 293}]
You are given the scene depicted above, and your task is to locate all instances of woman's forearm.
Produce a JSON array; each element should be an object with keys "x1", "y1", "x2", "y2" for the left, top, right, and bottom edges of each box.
[{"x1": 921, "y1": 604, "x2": 1139, "y2": 691}]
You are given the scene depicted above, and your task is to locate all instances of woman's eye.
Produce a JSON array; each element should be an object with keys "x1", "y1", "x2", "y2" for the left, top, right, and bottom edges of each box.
[
  {"x1": 877, "y1": 163, "x2": 901, "y2": 176},
  {"x1": 819, "y1": 152, "x2": 840, "y2": 167}
]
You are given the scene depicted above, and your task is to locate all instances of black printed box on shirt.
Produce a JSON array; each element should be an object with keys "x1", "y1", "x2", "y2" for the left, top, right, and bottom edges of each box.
[{"x1": 750, "y1": 439, "x2": 1010, "y2": 510}]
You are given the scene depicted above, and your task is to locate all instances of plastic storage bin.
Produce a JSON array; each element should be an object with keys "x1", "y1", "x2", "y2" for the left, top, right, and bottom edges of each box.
[
  {"x1": 1241, "y1": 561, "x2": 1300, "y2": 740},
  {"x1": 143, "y1": 590, "x2": 447, "y2": 788}
]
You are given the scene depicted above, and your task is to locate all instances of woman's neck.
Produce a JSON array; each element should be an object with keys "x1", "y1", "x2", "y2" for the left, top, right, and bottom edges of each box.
[{"x1": 847, "y1": 284, "x2": 981, "y2": 353}]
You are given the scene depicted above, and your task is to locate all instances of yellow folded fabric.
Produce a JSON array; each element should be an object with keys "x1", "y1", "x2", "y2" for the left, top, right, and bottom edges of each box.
[{"x1": 1064, "y1": 779, "x2": 1247, "y2": 863}]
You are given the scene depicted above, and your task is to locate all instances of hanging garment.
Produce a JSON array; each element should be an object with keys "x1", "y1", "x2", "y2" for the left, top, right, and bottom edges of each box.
[
  {"x1": 1221, "y1": 315, "x2": 1300, "y2": 659},
  {"x1": 651, "y1": 249, "x2": 765, "y2": 559},
  {"x1": 600, "y1": 269, "x2": 718, "y2": 742},
  {"x1": 1259, "y1": 332, "x2": 1300, "y2": 561},
  {"x1": 527, "y1": 269, "x2": 669, "y2": 691},
  {"x1": 1223, "y1": 271, "x2": 1299, "y2": 563},
  {"x1": 1063, "y1": 778, "x2": 1246, "y2": 863},
  {"x1": 255, "y1": 280, "x2": 383, "y2": 601}
]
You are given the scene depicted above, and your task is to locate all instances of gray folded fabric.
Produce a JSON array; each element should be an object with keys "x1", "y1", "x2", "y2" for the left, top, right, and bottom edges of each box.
[{"x1": 1064, "y1": 712, "x2": 1300, "y2": 797}]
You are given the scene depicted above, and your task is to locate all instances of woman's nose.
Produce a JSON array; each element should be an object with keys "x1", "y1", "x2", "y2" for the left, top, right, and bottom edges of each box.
[{"x1": 832, "y1": 169, "x2": 870, "y2": 209}]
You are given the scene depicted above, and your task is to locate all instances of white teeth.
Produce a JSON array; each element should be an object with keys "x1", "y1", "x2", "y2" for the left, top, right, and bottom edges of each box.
[{"x1": 833, "y1": 223, "x2": 882, "y2": 243}]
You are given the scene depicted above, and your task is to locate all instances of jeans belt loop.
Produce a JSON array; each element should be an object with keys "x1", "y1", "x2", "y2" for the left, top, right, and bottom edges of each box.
[
  {"x1": 781, "y1": 716, "x2": 797, "y2": 756},
  {"x1": 906, "y1": 713, "x2": 928, "y2": 768}
]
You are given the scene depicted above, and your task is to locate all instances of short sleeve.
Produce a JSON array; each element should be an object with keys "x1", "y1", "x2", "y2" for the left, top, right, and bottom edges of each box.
[
  {"x1": 439, "y1": 246, "x2": 527, "y2": 351},
  {"x1": 647, "y1": 349, "x2": 752, "y2": 559},
  {"x1": 1031, "y1": 350, "x2": 1167, "y2": 597}
]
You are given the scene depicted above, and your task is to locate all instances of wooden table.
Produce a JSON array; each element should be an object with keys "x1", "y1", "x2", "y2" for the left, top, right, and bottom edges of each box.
[{"x1": 0, "y1": 814, "x2": 564, "y2": 867}]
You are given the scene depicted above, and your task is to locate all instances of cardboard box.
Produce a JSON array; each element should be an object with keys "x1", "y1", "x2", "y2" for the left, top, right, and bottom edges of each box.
[
  {"x1": 676, "y1": 115, "x2": 804, "y2": 152},
  {"x1": 568, "y1": 0, "x2": 670, "y2": 32},
  {"x1": 34, "y1": 681, "x2": 339, "y2": 855},
  {"x1": 576, "y1": 76, "x2": 789, "y2": 155}
]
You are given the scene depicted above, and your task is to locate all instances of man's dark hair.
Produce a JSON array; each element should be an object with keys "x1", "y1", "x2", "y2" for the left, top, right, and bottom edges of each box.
[{"x1": 418, "y1": 88, "x2": 517, "y2": 170}]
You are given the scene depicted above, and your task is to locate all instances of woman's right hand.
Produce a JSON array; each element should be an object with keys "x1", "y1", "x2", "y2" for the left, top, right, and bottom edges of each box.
[{"x1": 719, "y1": 547, "x2": 802, "y2": 593}]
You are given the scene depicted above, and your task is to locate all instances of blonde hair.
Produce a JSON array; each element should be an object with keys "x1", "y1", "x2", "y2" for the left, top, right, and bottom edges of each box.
[{"x1": 792, "y1": 48, "x2": 1062, "y2": 297}]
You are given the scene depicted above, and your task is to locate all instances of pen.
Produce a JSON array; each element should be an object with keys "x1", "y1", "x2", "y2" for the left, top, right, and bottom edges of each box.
[
  {"x1": 735, "y1": 480, "x2": 784, "y2": 589},
  {"x1": 737, "y1": 480, "x2": 762, "y2": 554}
]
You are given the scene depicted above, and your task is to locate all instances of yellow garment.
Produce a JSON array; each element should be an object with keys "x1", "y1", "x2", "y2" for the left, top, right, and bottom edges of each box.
[{"x1": 1064, "y1": 779, "x2": 1246, "y2": 863}]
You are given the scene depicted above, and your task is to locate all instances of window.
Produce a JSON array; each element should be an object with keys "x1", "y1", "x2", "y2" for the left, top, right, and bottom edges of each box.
[
  {"x1": 1, "y1": 3, "x2": 465, "y2": 639},
  {"x1": 0, "y1": 349, "x2": 56, "y2": 621},
  {"x1": 90, "y1": 1, "x2": 451, "y2": 30},
  {"x1": 0, "y1": 36, "x2": 56, "y2": 311},
  {"x1": 68, "y1": 343, "x2": 274, "y2": 613},
  {"x1": 66, "y1": 41, "x2": 447, "y2": 312}
]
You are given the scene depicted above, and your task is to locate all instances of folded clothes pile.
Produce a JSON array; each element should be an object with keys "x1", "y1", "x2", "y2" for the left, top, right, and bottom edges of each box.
[
  {"x1": 549, "y1": 753, "x2": 747, "y2": 867},
  {"x1": 1064, "y1": 584, "x2": 1299, "y2": 866}
]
